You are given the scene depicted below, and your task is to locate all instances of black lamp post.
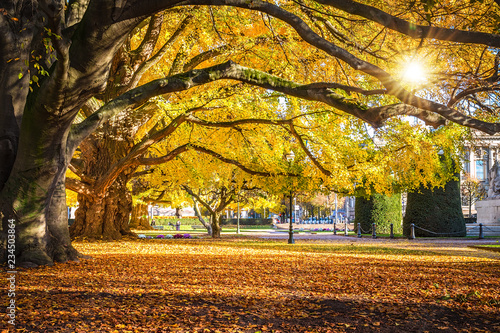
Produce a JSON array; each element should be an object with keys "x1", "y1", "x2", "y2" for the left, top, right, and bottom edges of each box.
[{"x1": 285, "y1": 151, "x2": 295, "y2": 244}]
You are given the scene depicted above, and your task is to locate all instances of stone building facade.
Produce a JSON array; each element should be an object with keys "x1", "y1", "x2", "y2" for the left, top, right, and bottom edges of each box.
[{"x1": 462, "y1": 133, "x2": 500, "y2": 214}]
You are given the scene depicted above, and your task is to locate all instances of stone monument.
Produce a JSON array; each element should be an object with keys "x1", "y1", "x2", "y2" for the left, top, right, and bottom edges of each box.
[{"x1": 474, "y1": 161, "x2": 500, "y2": 235}]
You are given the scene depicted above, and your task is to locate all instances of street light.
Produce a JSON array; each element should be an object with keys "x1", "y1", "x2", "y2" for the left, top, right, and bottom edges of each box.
[{"x1": 285, "y1": 150, "x2": 295, "y2": 244}]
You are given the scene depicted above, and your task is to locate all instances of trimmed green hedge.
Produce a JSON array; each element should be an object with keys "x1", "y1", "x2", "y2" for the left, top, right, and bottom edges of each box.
[
  {"x1": 153, "y1": 217, "x2": 200, "y2": 226},
  {"x1": 403, "y1": 175, "x2": 466, "y2": 237},
  {"x1": 222, "y1": 218, "x2": 273, "y2": 225},
  {"x1": 151, "y1": 217, "x2": 272, "y2": 226},
  {"x1": 354, "y1": 193, "x2": 402, "y2": 234}
]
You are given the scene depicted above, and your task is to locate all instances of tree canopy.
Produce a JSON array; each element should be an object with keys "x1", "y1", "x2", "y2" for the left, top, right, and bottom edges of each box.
[{"x1": 2, "y1": 0, "x2": 500, "y2": 266}]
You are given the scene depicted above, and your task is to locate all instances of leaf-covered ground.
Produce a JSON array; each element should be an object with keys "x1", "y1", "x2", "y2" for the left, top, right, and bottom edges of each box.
[{"x1": 4, "y1": 238, "x2": 500, "y2": 332}]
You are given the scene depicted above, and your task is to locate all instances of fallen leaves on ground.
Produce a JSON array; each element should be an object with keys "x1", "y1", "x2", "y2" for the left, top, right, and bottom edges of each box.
[{"x1": 4, "y1": 238, "x2": 500, "y2": 332}]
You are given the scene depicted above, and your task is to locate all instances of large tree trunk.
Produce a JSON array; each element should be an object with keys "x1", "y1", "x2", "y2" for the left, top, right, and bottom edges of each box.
[
  {"x1": 0, "y1": 106, "x2": 83, "y2": 266},
  {"x1": 46, "y1": 175, "x2": 87, "y2": 263},
  {"x1": 70, "y1": 179, "x2": 135, "y2": 240},
  {"x1": 69, "y1": 126, "x2": 139, "y2": 240},
  {"x1": 0, "y1": 171, "x2": 83, "y2": 267},
  {"x1": 211, "y1": 212, "x2": 223, "y2": 238},
  {"x1": 1, "y1": 1, "x2": 159, "y2": 266},
  {"x1": 129, "y1": 203, "x2": 153, "y2": 230}
]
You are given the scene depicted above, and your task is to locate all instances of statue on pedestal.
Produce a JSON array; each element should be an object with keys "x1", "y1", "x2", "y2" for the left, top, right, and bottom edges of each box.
[{"x1": 487, "y1": 161, "x2": 500, "y2": 199}]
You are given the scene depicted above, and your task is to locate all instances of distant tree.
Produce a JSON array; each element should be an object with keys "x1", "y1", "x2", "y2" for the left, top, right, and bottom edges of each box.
[{"x1": 461, "y1": 173, "x2": 487, "y2": 218}]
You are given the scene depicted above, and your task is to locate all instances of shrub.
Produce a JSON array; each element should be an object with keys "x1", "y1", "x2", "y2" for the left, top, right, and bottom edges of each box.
[
  {"x1": 223, "y1": 218, "x2": 272, "y2": 225},
  {"x1": 354, "y1": 193, "x2": 402, "y2": 235},
  {"x1": 153, "y1": 217, "x2": 201, "y2": 226},
  {"x1": 403, "y1": 177, "x2": 466, "y2": 237}
]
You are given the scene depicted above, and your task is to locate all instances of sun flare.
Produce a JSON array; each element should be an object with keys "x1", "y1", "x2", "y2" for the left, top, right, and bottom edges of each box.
[{"x1": 402, "y1": 61, "x2": 427, "y2": 83}]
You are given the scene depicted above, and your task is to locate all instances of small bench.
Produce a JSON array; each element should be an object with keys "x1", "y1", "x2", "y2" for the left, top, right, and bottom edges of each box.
[
  {"x1": 152, "y1": 225, "x2": 164, "y2": 230},
  {"x1": 191, "y1": 225, "x2": 205, "y2": 230}
]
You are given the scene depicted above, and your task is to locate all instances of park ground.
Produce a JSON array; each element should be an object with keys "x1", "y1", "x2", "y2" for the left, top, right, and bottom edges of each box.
[{"x1": 2, "y1": 233, "x2": 500, "y2": 332}]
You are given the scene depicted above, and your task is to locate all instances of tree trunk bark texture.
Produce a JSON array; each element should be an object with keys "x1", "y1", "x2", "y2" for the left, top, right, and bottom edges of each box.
[
  {"x1": 70, "y1": 129, "x2": 138, "y2": 240},
  {"x1": 0, "y1": 108, "x2": 84, "y2": 266},
  {"x1": 129, "y1": 203, "x2": 152, "y2": 230},
  {"x1": 0, "y1": 1, "x2": 145, "y2": 266},
  {"x1": 211, "y1": 212, "x2": 222, "y2": 238},
  {"x1": 70, "y1": 178, "x2": 134, "y2": 240}
]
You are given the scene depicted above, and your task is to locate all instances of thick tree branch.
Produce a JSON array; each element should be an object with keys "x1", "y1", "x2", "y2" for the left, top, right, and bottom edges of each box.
[
  {"x1": 69, "y1": 60, "x2": 500, "y2": 164},
  {"x1": 183, "y1": 44, "x2": 231, "y2": 72},
  {"x1": 182, "y1": 185, "x2": 214, "y2": 214},
  {"x1": 65, "y1": 0, "x2": 90, "y2": 27},
  {"x1": 369, "y1": 104, "x2": 448, "y2": 128},
  {"x1": 315, "y1": 0, "x2": 500, "y2": 47},
  {"x1": 138, "y1": 143, "x2": 191, "y2": 165},
  {"x1": 90, "y1": 112, "x2": 191, "y2": 194},
  {"x1": 189, "y1": 0, "x2": 392, "y2": 78},
  {"x1": 186, "y1": 1, "x2": 500, "y2": 132},
  {"x1": 139, "y1": 143, "x2": 298, "y2": 179},
  {"x1": 65, "y1": 177, "x2": 93, "y2": 197},
  {"x1": 132, "y1": 14, "x2": 164, "y2": 65},
  {"x1": 39, "y1": 0, "x2": 71, "y2": 113}
]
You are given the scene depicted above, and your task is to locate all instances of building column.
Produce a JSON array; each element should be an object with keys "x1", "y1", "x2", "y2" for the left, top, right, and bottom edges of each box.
[{"x1": 470, "y1": 148, "x2": 476, "y2": 177}]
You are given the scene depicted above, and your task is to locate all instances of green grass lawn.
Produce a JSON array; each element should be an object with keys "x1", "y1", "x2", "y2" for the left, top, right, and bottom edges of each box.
[{"x1": 470, "y1": 244, "x2": 500, "y2": 252}]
